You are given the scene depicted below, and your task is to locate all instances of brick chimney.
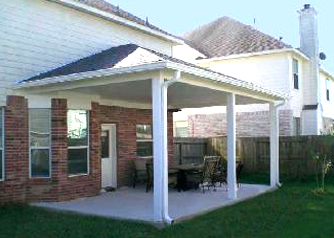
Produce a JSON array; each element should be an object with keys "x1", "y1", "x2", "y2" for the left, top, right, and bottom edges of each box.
[{"x1": 299, "y1": 4, "x2": 322, "y2": 135}]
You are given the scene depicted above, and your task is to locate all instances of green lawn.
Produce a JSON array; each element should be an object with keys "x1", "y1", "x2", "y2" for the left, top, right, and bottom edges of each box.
[{"x1": 1, "y1": 179, "x2": 334, "y2": 238}]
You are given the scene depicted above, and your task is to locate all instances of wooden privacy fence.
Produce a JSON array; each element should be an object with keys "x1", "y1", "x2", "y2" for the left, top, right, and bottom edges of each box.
[{"x1": 174, "y1": 136, "x2": 334, "y2": 177}]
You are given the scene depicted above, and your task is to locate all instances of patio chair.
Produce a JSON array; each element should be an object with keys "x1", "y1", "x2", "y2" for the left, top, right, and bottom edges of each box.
[
  {"x1": 132, "y1": 158, "x2": 152, "y2": 188},
  {"x1": 187, "y1": 156, "x2": 220, "y2": 193},
  {"x1": 236, "y1": 161, "x2": 244, "y2": 187},
  {"x1": 212, "y1": 156, "x2": 227, "y2": 189},
  {"x1": 146, "y1": 162, "x2": 153, "y2": 192}
]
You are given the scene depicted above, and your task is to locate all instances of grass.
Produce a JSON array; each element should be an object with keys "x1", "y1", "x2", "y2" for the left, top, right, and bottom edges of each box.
[{"x1": 1, "y1": 178, "x2": 334, "y2": 238}]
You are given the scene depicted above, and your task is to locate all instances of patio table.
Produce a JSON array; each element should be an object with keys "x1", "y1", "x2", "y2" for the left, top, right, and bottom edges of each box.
[{"x1": 169, "y1": 164, "x2": 203, "y2": 191}]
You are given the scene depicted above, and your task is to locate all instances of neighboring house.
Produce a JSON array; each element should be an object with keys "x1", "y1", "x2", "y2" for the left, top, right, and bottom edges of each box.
[
  {"x1": 0, "y1": 0, "x2": 286, "y2": 209},
  {"x1": 174, "y1": 4, "x2": 334, "y2": 137}
]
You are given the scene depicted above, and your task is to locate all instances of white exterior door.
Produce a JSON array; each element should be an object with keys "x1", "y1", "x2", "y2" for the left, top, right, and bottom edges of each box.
[{"x1": 101, "y1": 124, "x2": 117, "y2": 188}]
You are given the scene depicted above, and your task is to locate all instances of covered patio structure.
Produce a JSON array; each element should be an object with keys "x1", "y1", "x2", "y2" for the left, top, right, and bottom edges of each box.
[{"x1": 17, "y1": 44, "x2": 287, "y2": 224}]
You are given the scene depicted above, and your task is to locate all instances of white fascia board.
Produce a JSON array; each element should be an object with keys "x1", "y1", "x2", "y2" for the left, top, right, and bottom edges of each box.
[
  {"x1": 197, "y1": 48, "x2": 309, "y2": 63},
  {"x1": 15, "y1": 62, "x2": 167, "y2": 89},
  {"x1": 47, "y1": 0, "x2": 183, "y2": 45},
  {"x1": 165, "y1": 62, "x2": 288, "y2": 101},
  {"x1": 320, "y1": 67, "x2": 334, "y2": 80},
  {"x1": 16, "y1": 61, "x2": 287, "y2": 102}
]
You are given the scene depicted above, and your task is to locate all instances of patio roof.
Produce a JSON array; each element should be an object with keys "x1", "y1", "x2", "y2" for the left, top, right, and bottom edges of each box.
[{"x1": 17, "y1": 44, "x2": 288, "y2": 107}]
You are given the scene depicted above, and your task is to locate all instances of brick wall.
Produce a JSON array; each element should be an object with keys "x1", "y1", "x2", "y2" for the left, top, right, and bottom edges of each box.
[
  {"x1": 0, "y1": 96, "x2": 29, "y2": 203},
  {"x1": 0, "y1": 97, "x2": 174, "y2": 203},
  {"x1": 99, "y1": 105, "x2": 174, "y2": 187},
  {"x1": 51, "y1": 100, "x2": 101, "y2": 201},
  {"x1": 187, "y1": 110, "x2": 293, "y2": 138}
]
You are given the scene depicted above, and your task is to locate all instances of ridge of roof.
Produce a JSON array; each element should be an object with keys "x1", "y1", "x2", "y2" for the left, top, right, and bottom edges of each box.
[{"x1": 183, "y1": 16, "x2": 292, "y2": 58}]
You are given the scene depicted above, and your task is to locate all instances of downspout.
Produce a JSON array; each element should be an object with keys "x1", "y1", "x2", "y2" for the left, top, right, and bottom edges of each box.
[
  {"x1": 161, "y1": 70, "x2": 181, "y2": 225},
  {"x1": 273, "y1": 99, "x2": 286, "y2": 188}
]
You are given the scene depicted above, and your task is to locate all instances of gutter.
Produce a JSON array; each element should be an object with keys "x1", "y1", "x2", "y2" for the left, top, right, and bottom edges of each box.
[
  {"x1": 16, "y1": 61, "x2": 288, "y2": 102},
  {"x1": 196, "y1": 48, "x2": 309, "y2": 63}
]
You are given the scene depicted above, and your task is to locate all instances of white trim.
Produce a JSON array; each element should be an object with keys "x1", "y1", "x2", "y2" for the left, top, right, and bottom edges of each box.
[
  {"x1": 136, "y1": 124, "x2": 153, "y2": 158},
  {"x1": 227, "y1": 93, "x2": 237, "y2": 199},
  {"x1": 270, "y1": 102, "x2": 280, "y2": 187},
  {"x1": 165, "y1": 62, "x2": 288, "y2": 100},
  {"x1": 29, "y1": 108, "x2": 52, "y2": 179},
  {"x1": 15, "y1": 62, "x2": 167, "y2": 88},
  {"x1": 320, "y1": 68, "x2": 334, "y2": 81},
  {"x1": 47, "y1": 0, "x2": 183, "y2": 44},
  {"x1": 67, "y1": 110, "x2": 90, "y2": 177},
  {"x1": 101, "y1": 123, "x2": 117, "y2": 188},
  {"x1": 0, "y1": 108, "x2": 4, "y2": 181},
  {"x1": 292, "y1": 58, "x2": 300, "y2": 90},
  {"x1": 196, "y1": 48, "x2": 309, "y2": 63},
  {"x1": 16, "y1": 61, "x2": 288, "y2": 102}
]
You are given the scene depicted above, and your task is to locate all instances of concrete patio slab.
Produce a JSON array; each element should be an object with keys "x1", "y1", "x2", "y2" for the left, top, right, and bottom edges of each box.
[{"x1": 32, "y1": 184, "x2": 273, "y2": 223}]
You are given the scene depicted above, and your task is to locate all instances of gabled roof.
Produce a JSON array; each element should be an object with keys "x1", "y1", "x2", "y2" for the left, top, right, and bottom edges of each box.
[
  {"x1": 20, "y1": 44, "x2": 288, "y2": 101},
  {"x1": 53, "y1": 0, "x2": 181, "y2": 43},
  {"x1": 183, "y1": 17, "x2": 292, "y2": 58},
  {"x1": 23, "y1": 44, "x2": 203, "y2": 82}
]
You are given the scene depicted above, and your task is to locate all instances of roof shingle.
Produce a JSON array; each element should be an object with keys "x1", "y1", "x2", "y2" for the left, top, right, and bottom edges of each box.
[
  {"x1": 183, "y1": 17, "x2": 292, "y2": 58},
  {"x1": 72, "y1": 0, "x2": 176, "y2": 39}
]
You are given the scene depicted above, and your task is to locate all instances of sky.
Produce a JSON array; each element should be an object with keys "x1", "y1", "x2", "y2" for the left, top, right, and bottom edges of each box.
[{"x1": 107, "y1": 0, "x2": 334, "y2": 73}]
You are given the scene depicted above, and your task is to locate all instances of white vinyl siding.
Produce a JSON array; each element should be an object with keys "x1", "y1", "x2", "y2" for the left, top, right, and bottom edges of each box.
[{"x1": 0, "y1": 0, "x2": 173, "y2": 105}]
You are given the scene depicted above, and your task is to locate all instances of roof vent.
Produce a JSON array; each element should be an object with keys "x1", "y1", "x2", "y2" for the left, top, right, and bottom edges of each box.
[
  {"x1": 304, "y1": 4, "x2": 311, "y2": 9},
  {"x1": 319, "y1": 52, "x2": 327, "y2": 60}
]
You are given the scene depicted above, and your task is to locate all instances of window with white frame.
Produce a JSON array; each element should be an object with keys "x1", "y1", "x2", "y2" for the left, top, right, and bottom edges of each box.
[
  {"x1": 174, "y1": 121, "x2": 189, "y2": 137},
  {"x1": 293, "y1": 59, "x2": 299, "y2": 90},
  {"x1": 30, "y1": 109, "x2": 51, "y2": 178},
  {"x1": 0, "y1": 108, "x2": 4, "y2": 180},
  {"x1": 136, "y1": 124, "x2": 153, "y2": 157},
  {"x1": 67, "y1": 110, "x2": 89, "y2": 176},
  {"x1": 326, "y1": 79, "x2": 330, "y2": 101}
]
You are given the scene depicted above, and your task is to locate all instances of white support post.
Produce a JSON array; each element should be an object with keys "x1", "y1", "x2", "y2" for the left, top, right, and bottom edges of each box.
[
  {"x1": 270, "y1": 102, "x2": 280, "y2": 187},
  {"x1": 227, "y1": 93, "x2": 237, "y2": 199},
  {"x1": 162, "y1": 80, "x2": 170, "y2": 222},
  {"x1": 151, "y1": 77, "x2": 170, "y2": 223}
]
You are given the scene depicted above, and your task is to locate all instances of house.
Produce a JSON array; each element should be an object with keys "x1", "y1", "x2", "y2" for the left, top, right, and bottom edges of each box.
[
  {"x1": 174, "y1": 4, "x2": 334, "y2": 138},
  {"x1": 0, "y1": 0, "x2": 286, "y2": 224}
]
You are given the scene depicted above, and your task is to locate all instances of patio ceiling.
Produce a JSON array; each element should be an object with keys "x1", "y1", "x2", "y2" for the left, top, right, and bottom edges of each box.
[{"x1": 67, "y1": 79, "x2": 266, "y2": 109}]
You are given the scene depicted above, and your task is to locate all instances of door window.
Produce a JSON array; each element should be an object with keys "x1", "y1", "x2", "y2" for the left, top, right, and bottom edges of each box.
[{"x1": 101, "y1": 130, "x2": 110, "y2": 158}]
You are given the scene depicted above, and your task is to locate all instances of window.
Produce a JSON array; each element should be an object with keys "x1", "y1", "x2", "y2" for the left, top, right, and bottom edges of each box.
[
  {"x1": 293, "y1": 117, "x2": 301, "y2": 136},
  {"x1": 293, "y1": 59, "x2": 299, "y2": 90},
  {"x1": 136, "y1": 124, "x2": 153, "y2": 157},
  {"x1": 326, "y1": 79, "x2": 330, "y2": 101},
  {"x1": 67, "y1": 110, "x2": 89, "y2": 176},
  {"x1": 0, "y1": 108, "x2": 4, "y2": 181},
  {"x1": 30, "y1": 109, "x2": 51, "y2": 178},
  {"x1": 174, "y1": 121, "x2": 188, "y2": 137}
]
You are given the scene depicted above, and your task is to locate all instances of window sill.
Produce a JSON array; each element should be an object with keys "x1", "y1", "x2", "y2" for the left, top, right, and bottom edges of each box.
[
  {"x1": 137, "y1": 156, "x2": 153, "y2": 159},
  {"x1": 29, "y1": 177, "x2": 51, "y2": 180},
  {"x1": 68, "y1": 173, "x2": 89, "y2": 178}
]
